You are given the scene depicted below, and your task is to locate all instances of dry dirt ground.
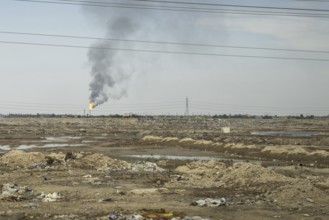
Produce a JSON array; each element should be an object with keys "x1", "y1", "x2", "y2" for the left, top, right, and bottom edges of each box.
[{"x1": 0, "y1": 117, "x2": 329, "y2": 220}]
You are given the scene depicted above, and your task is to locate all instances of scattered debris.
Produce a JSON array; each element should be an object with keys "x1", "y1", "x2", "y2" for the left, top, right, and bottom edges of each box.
[
  {"x1": 23, "y1": 203, "x2": 38, "y2": 209},
  {"x1": 1, "y1": 183, "x2": 33, "y2": 201},
  {"x1": 98, "y1": 198, "x2": 113, "y2": 203},
  {"x1": 140, "y1": 209, "x2": 185, "y2": 219},
  {"x1": 192, "y1": 198, "x2": 226, "y2": 207},
  {"x1": 38, "y1": 192, "x2": 64, "y2": 202},
  {"x1": 130, "y1": 161, "x2": 165, "y2": 172}
]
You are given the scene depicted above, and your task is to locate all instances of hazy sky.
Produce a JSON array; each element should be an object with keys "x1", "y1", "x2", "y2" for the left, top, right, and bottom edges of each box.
[{"x1": 0, "y1": 0, "x2": 329, "y2": 116}]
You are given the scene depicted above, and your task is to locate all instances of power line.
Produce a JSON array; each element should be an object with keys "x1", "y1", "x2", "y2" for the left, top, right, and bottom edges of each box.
[
  {"x1": 1, "y1": 98, "x2": 327, "y2": 112},
  {"x1": 191, "y1": 100, "x2": 329, "y2": 110},
  {"x1": 1, "y1": 30, "x2": 329, "y2": 54},
  {"x1": 10, "y1": 0, "x2": 329, "y2": 18},
  {"x1": 295, "y1": 0, "x2": 329, "y2": 2},
  {"x1": 37, "y1": 0, "x2": 329, "y2": 12},
  {"x1": 190, "y1": 106, "x2": 329, "y2": 114},
  {"x1": 190, "y1": 103, "x2": 329, "y2": 112},
  {"x1": 0, "y1": 99, "x2": 182, "y2": 107},
  {"x1": 0, "y1": 98, "x2": 307, "y2": 109},
  {"x1": 1, "y1": 40, "x2": 329, "y2": 61}
]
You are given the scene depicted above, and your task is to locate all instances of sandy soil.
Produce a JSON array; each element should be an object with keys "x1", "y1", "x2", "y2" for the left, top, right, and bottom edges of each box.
[{"x1": 0, "y1": 117, "x2": 328, "y2": 219}]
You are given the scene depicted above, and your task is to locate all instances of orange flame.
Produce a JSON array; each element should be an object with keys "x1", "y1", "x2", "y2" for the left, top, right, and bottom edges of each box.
[{"x1": 89, "y1": 100, "x2": 94, "y2": 111}]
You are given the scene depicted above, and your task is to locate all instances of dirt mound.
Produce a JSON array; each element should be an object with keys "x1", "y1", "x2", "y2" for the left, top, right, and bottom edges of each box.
[
  {"x1": 231, "y1": 143, "x2": 258, "y2": 149},
  {"x1": 175, "y1": 160, "x2": 227, "y2": 175},
  {"x1": 220, "y1": 163, "x2": 292, "y2": 187},
  {"x1": 161, "y1": 137, "x2": 179, "y2": 142},
  {"x1": 70, "y1": 153, "x2": 129, "y2": 171},
  {"x1": 193, "y1": 140, "x2": 213, "y2": 145},
  {"x1": 262, "y1": 146, "x2": 308, "y2": 155},
  {"x1": 270, "y1": 180, "x2": 328, "y2": 208},
  {"x1": 310, "y1": 150, "x2": 329, "y2": 157},
  {"x1": 142, "y1": 135, "x2": 163, "y2": 142},
  {"x1": 0, "y1": 150, "x2": 45, "y2": 168},
  {"x1": 178, "y1": 138, "x2": 195, "y2": 143},
  {"x1": 262, "y1": 145, "x2": 329, "y2": 157},
  {"x1": 169, "y1": 161, "x2": 292, "y2": 189}
]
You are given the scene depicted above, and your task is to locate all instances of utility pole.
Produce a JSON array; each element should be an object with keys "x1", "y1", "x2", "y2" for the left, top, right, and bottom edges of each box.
[{"x1": 185, "y1": 97, "x2": 189, "y2": 116}]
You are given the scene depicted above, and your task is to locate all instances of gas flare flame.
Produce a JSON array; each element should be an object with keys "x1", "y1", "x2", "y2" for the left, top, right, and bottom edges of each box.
[{"x1": 89, "y1": 100, "x2": 94, "y2": 111}]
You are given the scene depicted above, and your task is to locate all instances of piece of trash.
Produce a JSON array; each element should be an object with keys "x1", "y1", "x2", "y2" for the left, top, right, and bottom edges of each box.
[
  {"x1": 175, "y1": 189, "x2": 186, "y2": 194},
  {"x1": 39, "y1": 192, "x2": 63, "y2": 202},
  {"x1": 130, "y1": 161, "x2": 165, "y2": 172},
  {"x1": 64, "y1": 152, "x2": 75, "y2": 161},
  {"x1": 1, "y1": 183, "x2": 33, "y2": 201},
  {"x1": 306, "y1": 198, "x2": 314, "y2": 203},
  {"x1": 140, "y1": 209, "x2": 181, "y2": 219},
  {"x1": 108, "y1": 211, "x2": 121, "y2": 220},
  {"x1": 192, "y1": 198, "x2": 226, "y2": 207},
  {"x1": 23, "y1": 203, "x2": 38, "y2": 209},
  {"x1": 116, "y1": 189, "x2": 126, "y2": 195},
  {"x1": 98, "y1": 198, "x2": 113, "y2": 203},
  {"x1": 125, "y1": 214, "x2": 144, "y2": 220}
]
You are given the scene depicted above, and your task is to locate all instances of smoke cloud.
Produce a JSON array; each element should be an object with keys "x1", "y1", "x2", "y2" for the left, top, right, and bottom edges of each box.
[
  {"x1": 85, "y1": 2, "x2": 208, "y2": 108},
  {"x1": 88, "y1": 16, "x2": 141, "y2": 107}
]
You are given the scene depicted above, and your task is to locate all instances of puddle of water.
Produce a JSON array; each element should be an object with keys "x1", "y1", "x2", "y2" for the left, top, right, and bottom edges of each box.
[
  {"x1": 17, "y1": 145, "x2": 38, "y2": 150},
  {"x1": 43, "y1": 144, "x2": 85, "y2": 148},
  {"x1": 81, "y1": 140, "x2": 99, "y2": 143},
  {"x1": 42, "y1": 136, "x2": 82, "y2": 142},
  {"x1": 251, "y1": 131, "x2": 321, "y2": 137},
  {"x1": 16, "y1": 144, "x2": 85, "y2": 150},
  {"x1": 125, "y1": 154, "x2": 218, "y2": 160},
  {"x1": 0, "y1": 145, "x2": 11, "y2": 151},
  {"x1": 123, "y1": 154, "x2": 249, "y2": 162},
  {"x1": 94, "y1": 137, "x2": 107, "y2": 139}
]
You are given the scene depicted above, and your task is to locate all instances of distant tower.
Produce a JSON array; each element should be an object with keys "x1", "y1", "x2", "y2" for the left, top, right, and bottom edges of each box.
[{"x1": 185, "y1": 97, "x2": 189, "y2": 116}]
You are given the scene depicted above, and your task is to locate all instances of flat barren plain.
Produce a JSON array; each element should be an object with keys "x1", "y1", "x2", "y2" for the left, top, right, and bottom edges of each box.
[{"x1": 0, "y1": 116, "x2": 329, "y2": 220}]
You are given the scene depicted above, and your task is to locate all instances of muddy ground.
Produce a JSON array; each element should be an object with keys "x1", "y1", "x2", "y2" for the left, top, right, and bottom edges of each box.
[{"x1": 0, "y1": 117, "x2": 328, "y2": 220}]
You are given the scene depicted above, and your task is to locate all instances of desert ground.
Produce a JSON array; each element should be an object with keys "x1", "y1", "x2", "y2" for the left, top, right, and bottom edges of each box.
[{"x1": 0, "y1": 116, "x2": 329, "y2": 220}]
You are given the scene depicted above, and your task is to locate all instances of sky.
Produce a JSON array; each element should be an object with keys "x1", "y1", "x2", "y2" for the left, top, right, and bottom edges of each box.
[{"x1": 0, "y1": 0, "x2": 329, "y2": 116}]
